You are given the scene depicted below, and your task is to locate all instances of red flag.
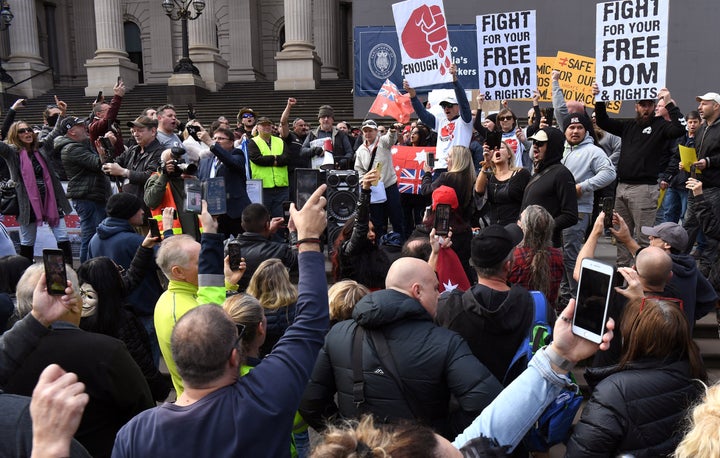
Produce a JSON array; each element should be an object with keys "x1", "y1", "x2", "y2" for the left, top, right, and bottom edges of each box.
[
  {"x1": 436, "y1": 247, "x2": 470, "y2": 293},
  {"x1": 369, "y1": 79, "x2": 414, "y2": 124},
  {"x1": 391, "y1": 145, "x2": 435, "y2": 194}
]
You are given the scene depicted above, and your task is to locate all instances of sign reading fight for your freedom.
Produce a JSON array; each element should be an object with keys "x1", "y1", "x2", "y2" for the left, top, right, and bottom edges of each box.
[{"x1": 595, "y1": 0, "x2": 669, "y2": 102}]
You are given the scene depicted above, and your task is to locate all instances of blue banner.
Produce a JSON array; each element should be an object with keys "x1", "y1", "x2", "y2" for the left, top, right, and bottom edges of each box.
[{"x1": 354, "y1": 25, "x2": 479, "y2": 97}]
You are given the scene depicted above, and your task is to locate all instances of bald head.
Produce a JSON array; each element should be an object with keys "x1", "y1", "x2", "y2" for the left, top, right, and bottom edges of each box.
[
  {"x1": 386, "y1": 257, "x2": 439, "y2": 317},
  {"x1": 636, "y1": 246, "x2": 673, "y2": 290},
  {"x1": 566, "y1": 101, "x2": 585, "y2": 113}
]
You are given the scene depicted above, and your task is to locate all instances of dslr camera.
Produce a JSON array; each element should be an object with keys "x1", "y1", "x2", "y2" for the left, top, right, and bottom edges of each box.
[{"x1": 162, "y1": 147, "x2": 197, "y2": 176}]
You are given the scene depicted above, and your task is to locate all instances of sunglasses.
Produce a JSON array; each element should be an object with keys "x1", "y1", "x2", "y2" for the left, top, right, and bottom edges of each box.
[
  {"x1": 498, "y1": 116, "x2": 514, "y2": 121},
  {"x1": 533, "y1": 141, "x2": 547, "y2": 147},
  {"x1": 640, "y1": 296, "x2": 684, "y2": 313},
  {"x1": 228, "y1": 323, "x2": 247, "y2": 358},
  {"x1": 242, "y1": 113, "x2": 254, "y2": 119},
  {"x1": 17, "y1": 128, "x2": 34, "y2": 134}
]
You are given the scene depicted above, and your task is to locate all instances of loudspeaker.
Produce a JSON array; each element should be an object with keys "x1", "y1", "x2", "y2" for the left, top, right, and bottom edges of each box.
[{"x1": 326, "y1": 170, "x2": 359, "y2": 226}]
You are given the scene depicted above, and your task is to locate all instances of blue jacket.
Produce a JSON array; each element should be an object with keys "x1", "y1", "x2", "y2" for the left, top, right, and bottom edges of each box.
[
  {"x1": 88, "y1": 217, "x2": 163, "y2": 316},
  {"x1": 197, "y1": 143, "x2": 251, "y2": 219}
]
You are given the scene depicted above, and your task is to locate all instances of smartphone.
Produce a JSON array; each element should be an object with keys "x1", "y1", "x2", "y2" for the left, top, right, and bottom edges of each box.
[
  {"x1": 117, "y1": 76, "x2": 123, "y2": 85},
  {"x1": 427, "y1": 152, "x2": 435, "y2": 168},
  {"x1": 184, "y1": 180, "x2": 202, "y2": 213},
  {"x1": 485, "y1": 131, "x2": 502, "y2": 150},
  {"x1": 204, "y1": 177, "x2": 227, "y2": 215},
  {"x1": 186, "y1": 124, "x2": 200, "y2": 141},
  {"x1": 295, "y1": 168, "x2": 324, "y2": 210},
  {"x1": 602, "y1": 197, "x2": 614, "y2": 228},
  {"x1": 227, "y1": 240, "x2": 242, "y2": 271},
  {"x1": 690, "y1": 164, "x2": 697, "y2": 179},
  {"x1": 375, "y1": 162, "x2": 383, "y2": 173},
  {"x1": 572, "y1": 258, "x2": 614, "y2": 344},
  {"x1": 94, "y1": 91, "x2": 103, "y2": 104},
  {"x1": 282, "y1": 201, "x2": 292, "y2": 225},
  {"x1": 42, "y1": 249, "x2": 67, "y2": 296},
  {"x1": 545, "y1": 107, "x2": 555, "y2": 127},
  {"x1": 434, "y1": 203, "x2": 451, "y2": 237},
  {"x1": 187, "y1": 104, "x2": 196, "y2": 121},
  {"x1": 148, "y1": 218, "x2": 161, "y2": 238}
]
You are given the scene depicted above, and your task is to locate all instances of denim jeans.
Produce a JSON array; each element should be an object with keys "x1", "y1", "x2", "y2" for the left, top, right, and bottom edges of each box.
[
  {"x1": 262, "y1": 186, "x2": 290, "y2": 218},
  {"x1": 662, "y1": 187, "x2": 688, "y2": 224},
  {"x1": 560, "y1": 212, "x2": 591, "y2": 300},
  {"x1": 369, "y1": 182, "x2": 404, "y2": 239},
  {"x1": 20, "y1": 217, "x2": 69, "y2": 246},
  {"x1": 73, "y1": 199, "x2": 106, "y2": 263}
]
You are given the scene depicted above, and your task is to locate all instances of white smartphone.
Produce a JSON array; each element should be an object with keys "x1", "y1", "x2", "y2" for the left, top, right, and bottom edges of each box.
[{"x1": 572, "y1": 258, "x2": 614, "y2": 344}]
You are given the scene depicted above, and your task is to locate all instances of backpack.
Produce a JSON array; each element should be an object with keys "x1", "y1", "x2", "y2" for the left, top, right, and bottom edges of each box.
[{"x1": 504, "y1": 291, "x2": 584, "y2": 452}]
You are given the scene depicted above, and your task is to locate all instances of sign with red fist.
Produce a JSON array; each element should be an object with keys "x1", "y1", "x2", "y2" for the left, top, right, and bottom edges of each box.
[{"x1": 392, "y1": 0, "x2": 453, "y2": 88}]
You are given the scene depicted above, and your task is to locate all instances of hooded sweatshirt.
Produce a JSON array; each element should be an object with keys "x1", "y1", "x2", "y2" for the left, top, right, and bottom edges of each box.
[
  {"x1": 562, "y1": 133, "x2": 616, "y2": 213},
  {"x1": 668, "y1": 252, "x2": 718, "y2": 329}
]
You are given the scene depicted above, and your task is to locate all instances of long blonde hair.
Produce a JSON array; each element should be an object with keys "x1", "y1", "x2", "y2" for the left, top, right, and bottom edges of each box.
[
  {"x1": 246, "y1": 258, "x2": 298, "y2": 310},
  {"x1": 675, "y1": 383, "x2": 719, "y2": 458},
  {"x1": 6, "y1": 121, "x2": 38, "y2": 151},
  {"x1": 491, "y1": 141, "x2": 521, "y2": 172}
]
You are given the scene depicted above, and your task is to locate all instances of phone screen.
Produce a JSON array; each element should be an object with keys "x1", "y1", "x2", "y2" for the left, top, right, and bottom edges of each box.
[
  {"x1": 573, "y1": 264, "x2": 612, "y2": 342},
  {"x1": 204, "y1": 177, "x2": 227, "y2": 215},
  {"x1": 602, "y1": 197, "x2": 614, "y2": 228},
  {"x1": 43, "y1": 249, "x2": 67, "y2": 295},
  {"x1": 427, "y1": 152, "x2": 435, "y2": 168},
  {"x1": 227, "y1": 241, "x2": 242, "y2": 271},
  {"x1": 434, "y1": 204, "x2": 451, "y2": 236},
  {"x1": 184, "y1": 181, "x2": 202, "y2": 213},
  {"x1": 295, "y1": 169, "x2": 322, "y2": 210},
  {"x1": 282, "y1": 201, "x2": 292, "y2": 225},
  {"x1": 148, "y1": 218, "x2": 161, "y2": 238},
  {"x1": 486, "y1": 131, "x2": 502, "y2": 150}
]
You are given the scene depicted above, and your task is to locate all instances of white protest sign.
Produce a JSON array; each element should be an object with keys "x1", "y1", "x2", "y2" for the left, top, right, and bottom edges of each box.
[
  {"x1": 476, "y1": 10, "x2": 536, "y2": 100},
  {"x1": 392, "y1": 0, "x2": 453, "y2": 88},
  {"x1": 595, "y1": 0, "x2": 669, "y2": 102}
]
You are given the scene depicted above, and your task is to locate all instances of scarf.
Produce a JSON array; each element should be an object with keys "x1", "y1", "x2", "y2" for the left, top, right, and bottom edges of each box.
[{"x1": 19, "y1": 148, "x2": 60, "y2": 227}]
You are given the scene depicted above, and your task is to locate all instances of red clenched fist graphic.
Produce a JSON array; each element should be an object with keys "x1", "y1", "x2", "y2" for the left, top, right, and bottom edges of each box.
[{"x1": 401, "y1": 5, "x2": 451, "y2": 74}]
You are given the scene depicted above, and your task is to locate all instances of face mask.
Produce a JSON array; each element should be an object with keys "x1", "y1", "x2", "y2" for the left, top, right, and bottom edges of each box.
[
  {"x1": 47, "y1": 114, "x2": 59, "y2": 126},
  {"x1": 79, "y1": 282, "x2": 98, "y2": 317}
]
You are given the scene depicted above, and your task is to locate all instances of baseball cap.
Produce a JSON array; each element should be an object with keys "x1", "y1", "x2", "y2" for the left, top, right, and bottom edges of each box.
[
  {"x1": 361, "y1": 120, "x2": 378, "y2": 131},
  {"x1": 432, "y1": 185, "x2": 459, "y2": 210},
  {"x1": 528, "y1": 130, "x2": 549, "y2": 142},
  {"x1": 60, "y1": 116, "x2": 85, "y2": 135},
  {"x1": 641, "y1": 222, "x2": 689, "y2": 252},
  {"x1": 439, "y1": 96, "x2": 458, "y2": 107},
  {"x1": 126, "y1": 115, "x2": 158, "y2": 129},
  {"x1": 470, "y1": 224, "x2": 524, "y2": 268},
  {"x1": 256, "y1": 116, "x2": 273, "y2": 125},
  {"x1": 237, "y1": 107, "x2": 255, "y2": 119},
  {"x1": 696, "y1": 92, "x2": 720, "y2": 104}
]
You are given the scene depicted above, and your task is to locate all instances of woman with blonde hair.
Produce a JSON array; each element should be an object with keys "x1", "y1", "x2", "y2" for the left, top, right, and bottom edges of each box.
[
  {"x1": 327, "y1": 280, "x2": 369, "y2": 325},
  {"x1": 566, "y1": 297, "x2": 706, "y2": 456},
  {"x1": 0, "y1": 121, "x2": 74, "y2": 263},
  {"x1": 508, "y1": 205, "x2": 563, "y2": 311},
  {"x1": 246, "y1": 258, "x2": 298, "y2": 357},
  {"x1": 675, "y1": 383, "x2": 720, "y2": 458},
  {"x1": 421, "y1": 145, "x2": 476, "y2": 224},
  {"x1": 475, "y1": 140, "x2": 530, "y2": 226}
]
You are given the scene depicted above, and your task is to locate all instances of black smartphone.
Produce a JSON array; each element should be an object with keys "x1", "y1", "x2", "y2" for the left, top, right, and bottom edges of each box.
[
  {"x1": 690, "y1": 164, "x2": 698, "y2": 179},
  {"x1": 282, "y1": 201, "x2": 292, "y2": 225},
  {"x1": 94, "y1": 91, "x2": 103, "y2": 104},
  {"x1": 295, "y1": 168, "x2": 324, "y2": 210},
  {"x1": 572, "y1": 258, "x2": 614, "y2": 344},
  {"x1": 204, "y1": 177, "x2": 227, "y2": 215},
  {"x1": 427, "y1": 152, "x2": 435, "y2": 168},
  {"x1": 117, "y1": 76, "x2": 123, "y2": 85},
  {"x1": 148, "y1": 218, "x2": 161, "y2": 238},
  {"x1": 545, "y1": 107, "x2": 555, "y2": 126},
  {"x1": 42, "y1": 249, "x2": 67, "y2": 296},
  {"x1": 602, "y1": 197, "x2": 614, "y2": 228},
  {"x1": 186, "y1": 124, "x2": 200, "y2": 142},
  {"x1": 227, "y1": 240, "x2": 242, "y2": 271},
  {"x1": 434, "y1": 203, "x2": 451, "y2": 236},
  {"x1": 188, "y1": 104, "x2": 196, "y2": 121},
  {"x1": 485, "y1": 131, "x2": 502, "y2": 150}
]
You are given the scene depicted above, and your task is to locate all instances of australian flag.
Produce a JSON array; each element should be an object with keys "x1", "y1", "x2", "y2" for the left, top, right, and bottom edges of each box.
[{"x1": 391, "y1": 145, "x2": 435, "y2": 194}]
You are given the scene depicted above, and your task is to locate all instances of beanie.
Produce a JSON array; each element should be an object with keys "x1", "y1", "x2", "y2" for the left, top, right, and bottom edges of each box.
[{"x1": 106, "y1": 192, "x2": 143, "y2": 220}]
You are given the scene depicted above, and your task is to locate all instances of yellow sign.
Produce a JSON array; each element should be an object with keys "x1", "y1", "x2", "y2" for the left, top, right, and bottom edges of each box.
[
  {"x1": 679, "y1": 145, "x2": 701, "y2": 173},
  {"x1": 554, "y1": 51, "x2": 622, "y2": 114}
]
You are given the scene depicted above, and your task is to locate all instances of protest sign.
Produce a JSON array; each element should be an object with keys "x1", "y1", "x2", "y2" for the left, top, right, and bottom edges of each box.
[
  {"x1": 555, "y1": 51, "x2": 623, "y2": 113},
  {"x1": 519, "y1": 56, "x2": 553, "y2": 102},
  {"x1": 392, "y1": 0, "x2": 453, "y2": 88},
  {"x1": 476, "y1": 10, "x2": 536, "y2": 101},
  {"x1": 595, "y1": 0, "x2": 669, "y2": 102}
]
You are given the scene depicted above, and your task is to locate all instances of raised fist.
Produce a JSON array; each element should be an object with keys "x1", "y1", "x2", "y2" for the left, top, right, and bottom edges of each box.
[{"x1": 401, "y1": 5, "x2": 451, "y2": 74}]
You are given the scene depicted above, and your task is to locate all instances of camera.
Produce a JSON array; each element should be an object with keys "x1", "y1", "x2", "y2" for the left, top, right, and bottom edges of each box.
[{"x1": 163, "y1": 147, "x2": 197, "y2": 176}]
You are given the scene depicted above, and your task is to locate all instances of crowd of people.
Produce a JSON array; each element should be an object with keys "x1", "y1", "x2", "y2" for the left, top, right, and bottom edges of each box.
[{"x1": 1, "y1": 61, "x2": 720, "y2": 457}]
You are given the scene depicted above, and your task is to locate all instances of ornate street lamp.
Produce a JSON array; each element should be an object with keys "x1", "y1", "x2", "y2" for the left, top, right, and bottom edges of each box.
[
  {"x1": 161, "y1": 0, "x2": 205, "y2": 75},
  {"x1": 0, "y1": 0, "x2": 14, "y2": 84}
]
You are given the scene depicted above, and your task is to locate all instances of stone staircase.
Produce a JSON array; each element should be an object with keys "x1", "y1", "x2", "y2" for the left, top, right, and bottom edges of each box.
[{"x1": 2, "y1": 79, "x2": 363, "y2": 134}]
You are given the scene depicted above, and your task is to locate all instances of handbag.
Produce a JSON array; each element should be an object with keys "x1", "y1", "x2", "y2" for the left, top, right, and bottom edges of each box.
[
  {"x1": 0, "y1": 181, "x2": 18, "y2": 216},
  {"x1": 368, "y1": 143, "x2": 387, "y2": 204}
]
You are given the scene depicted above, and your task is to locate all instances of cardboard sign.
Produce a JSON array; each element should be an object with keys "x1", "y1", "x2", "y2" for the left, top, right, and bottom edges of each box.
[
  {"x1": 595, "y1": 0, "x2": 669, "y2": 102},
  {"x1": 476, "y1": 10, "x2": 537, "y2": 100},
  {"x1": 555, "y1": 51, "x2": 622, "y2": 113}
]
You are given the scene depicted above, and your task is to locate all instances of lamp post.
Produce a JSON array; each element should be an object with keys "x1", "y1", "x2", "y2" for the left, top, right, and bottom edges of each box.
[
  {"x1": 162, "y1": 0, "x2": 205, "y2": 75},
  {"x1": 0, "y1": 0, "x2": 14, "y2": 84}
]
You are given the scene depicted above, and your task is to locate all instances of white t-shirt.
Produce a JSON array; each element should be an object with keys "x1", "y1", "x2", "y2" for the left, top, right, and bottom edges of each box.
[{"x1": 434, "y1": 116, "x2": 473, "y2": 169}]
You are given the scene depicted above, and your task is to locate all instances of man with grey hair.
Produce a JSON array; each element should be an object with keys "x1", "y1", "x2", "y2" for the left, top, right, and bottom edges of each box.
[
  {"x1": 113, "y1": 185, "x2": 330, "y2": 457},
  {"x1": 300, "y1": 104, "x2": 354, "y2": 169}
]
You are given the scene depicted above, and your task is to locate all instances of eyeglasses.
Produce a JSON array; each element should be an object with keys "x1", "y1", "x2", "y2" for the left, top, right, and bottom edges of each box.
[
  {"x1": 17, "y1": 128, "x2": 33, "y2": 134},
  {"x1": 228, "y1": 323, "x2": 247, "y2": 359},
  {"x1": 46, "y1": 104, "x2": 59, "y2": 109},
  {"x1": 533, "y1": 141, "x2": 547, "y2": 147},
  {"x1": 640, "y1": 296, "x2": 684, "y2": 312},
  {"x1": 242, "y1": 113, "x2": 254, "y2": 119},
  {"x1": 213, "y1": 137, "x2": 230, "y2": 141},
  {"x1": 498, "y1": 116, "x2": 514, "y2": 122}
]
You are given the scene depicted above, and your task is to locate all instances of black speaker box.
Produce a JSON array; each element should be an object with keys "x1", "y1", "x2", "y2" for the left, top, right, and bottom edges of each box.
[{"x1": 325, "y1": 170, "x2": 359, "y2": 226}]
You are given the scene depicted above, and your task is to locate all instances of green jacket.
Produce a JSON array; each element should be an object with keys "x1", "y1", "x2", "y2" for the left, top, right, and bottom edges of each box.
[{"x1": 56, "y1": 135, "x2": 110, "y2": 202}]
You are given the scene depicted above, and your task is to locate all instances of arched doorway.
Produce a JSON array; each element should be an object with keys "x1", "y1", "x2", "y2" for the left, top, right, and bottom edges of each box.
[{"x1": 124, "y1": 22, "x2": 143, "y2": 83}]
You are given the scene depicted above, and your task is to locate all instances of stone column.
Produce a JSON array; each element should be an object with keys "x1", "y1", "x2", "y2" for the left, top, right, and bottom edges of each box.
[
  {"x1": 84, "y1": 0, "x2": 139, "y2": 96},
  {"x1": 312, "y1": 0, "x2": 339, "y2": 80},
  {"x1": 275, "y1": 0, "x2": 321, "y2": 90},
  {"x1": 227, "y1": 0, "x2": 262, "y2": 81},
  {"x1": 186, "y1": 6, "x2": 228, "y2": 92},
  {"x1": 4, "y1": 0, "x2": 52, "y2": 97}
]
